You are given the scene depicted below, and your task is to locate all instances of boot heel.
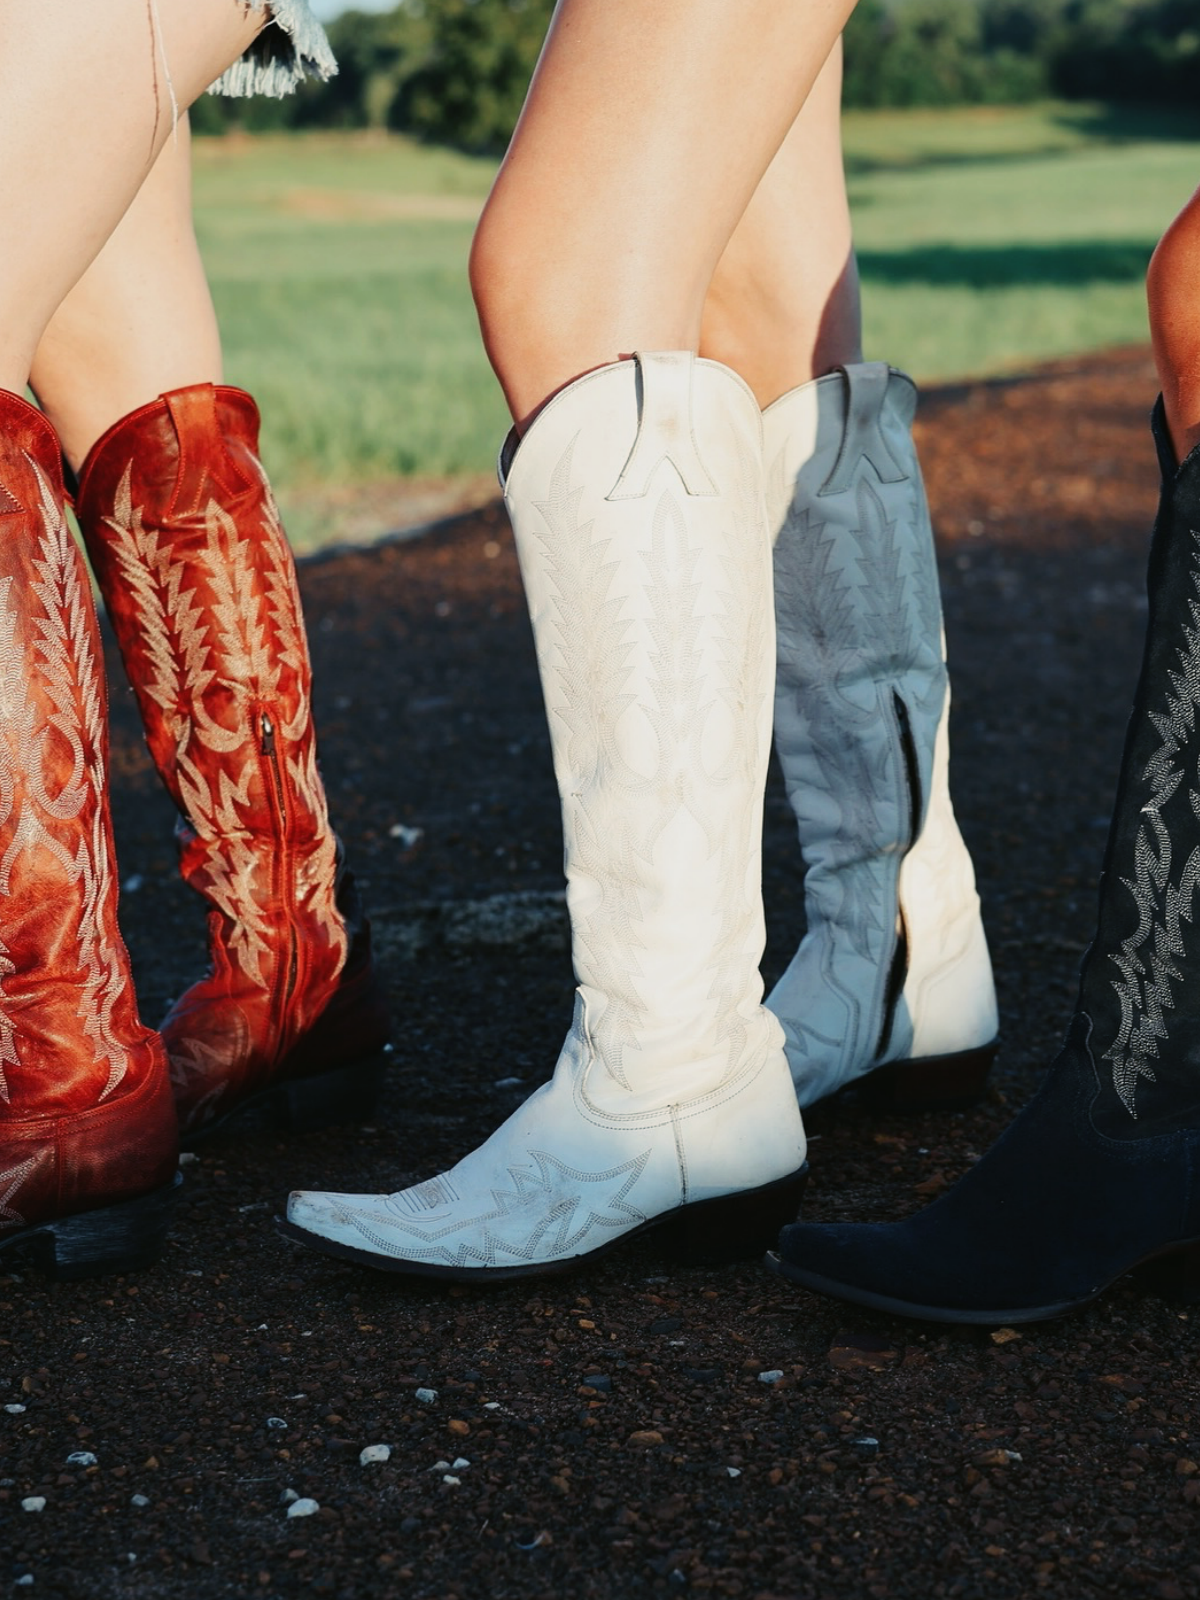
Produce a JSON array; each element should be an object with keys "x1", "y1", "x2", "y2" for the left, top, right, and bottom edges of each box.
[
  {"x1": 35, "y1": 1173, "x2": 182, "y2": 1282},
  {"x1": 655, "y1": 1166, "x2": 809, "y2": 1266},
  {"x1": 862, "y1": 1041, "x2": 998, "y2": 1113},
  {"x1": 278, "y1": 1054, "x2": 388, "y2": 1133},
  {"x1": 1131, "y1": 1238, "x2": 1200, "y2": 1303}
]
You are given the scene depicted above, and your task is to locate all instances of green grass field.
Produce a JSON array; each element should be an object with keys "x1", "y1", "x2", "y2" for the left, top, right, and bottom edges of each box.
[{"x1": 192, "y1": 104, "x2": 1200, "y2": 542}]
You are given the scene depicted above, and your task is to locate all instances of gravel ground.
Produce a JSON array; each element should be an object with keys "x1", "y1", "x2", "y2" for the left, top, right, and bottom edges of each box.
[{"x1": 4, "y1": 346, "x2": 1198, "y2": 1600}]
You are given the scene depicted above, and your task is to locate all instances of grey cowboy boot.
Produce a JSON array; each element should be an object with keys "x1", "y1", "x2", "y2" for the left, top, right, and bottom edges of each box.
[{"x1": 765, "y1": 362, "x2": 997, "y2": 1110}]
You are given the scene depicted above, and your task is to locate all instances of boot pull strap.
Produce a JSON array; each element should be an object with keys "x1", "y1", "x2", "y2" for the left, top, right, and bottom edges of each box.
[
  {"x1": 608, "y1": 352, "x2": 719, "y2": 501},
  {"x1": 164, "y1": 385, "x2": 254, "y2": 516},
  {"x1": 820, "y1": 362, "x2": 908, "y2": 496}
]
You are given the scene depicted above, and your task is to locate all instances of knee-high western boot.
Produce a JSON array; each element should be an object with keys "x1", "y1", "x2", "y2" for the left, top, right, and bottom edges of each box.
[
  {"x1": 765, "y1": 363, "x2": 997, "y2": 1109},
  {"x1": 0, "y1": 391, "x2": 178, "y2": 1277},
  {"x1": 775, "y1": 401, "x2": 1200, "y2": 1322},
  {"x1": 281, "y1": 353, "x2": 807, "y2": 1279},
  {"x1": 74, "y1": 385, "x2": 390, "y2": 1140}
]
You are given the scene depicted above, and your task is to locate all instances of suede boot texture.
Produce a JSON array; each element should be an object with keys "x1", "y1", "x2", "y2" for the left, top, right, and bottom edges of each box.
[
  {"x1": 75, "y1": 386, "x2": 389, "y2": 1140},
  {"x1": 775, "y1": 401, "x2": 1200, "y2": 1321},
  {"x1": 281, "y1": 353, "x2": 807, "y2": 1280},
  {"x1": 0, "y1": 391, "x2": 178, "y2": 1278},
  {"x1": 765, "y1": 364, "x2": 997, "y2": 1112}
]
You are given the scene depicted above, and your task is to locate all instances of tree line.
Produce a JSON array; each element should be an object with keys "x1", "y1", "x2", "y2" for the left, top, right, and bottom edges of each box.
[{"x1": 190, "y1": 0, "x2": 1200, "y2": 146}]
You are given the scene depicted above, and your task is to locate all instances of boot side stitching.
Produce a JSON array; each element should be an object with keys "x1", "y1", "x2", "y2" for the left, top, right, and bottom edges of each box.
[{"x1": 1104, "y1": 543, "x2": 1200, "y2": 1115}]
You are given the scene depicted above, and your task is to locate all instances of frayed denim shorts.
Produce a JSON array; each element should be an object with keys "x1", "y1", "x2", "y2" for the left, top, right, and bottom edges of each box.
[{"x1": 209, "y1": 0, "x2": 336, "y2": 98}]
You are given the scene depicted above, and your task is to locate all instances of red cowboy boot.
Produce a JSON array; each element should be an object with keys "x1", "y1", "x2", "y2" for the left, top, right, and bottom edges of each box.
[
  {"x1": 75, "y1": 385, "x2": 389, "y2": 1142},
  {"x1": 0, "y1": 391, "x2": 178, "y2": 1276}
]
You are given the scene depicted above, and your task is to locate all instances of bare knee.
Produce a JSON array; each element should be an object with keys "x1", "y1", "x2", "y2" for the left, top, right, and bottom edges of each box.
[
  {"x1": 1147, "y1": 186, "x2": 1200, "y2": 461},
  {"x1": 1147, "y1": 192, "x2": 1200, "y2": 351},
  {"x1": 470, "y1": 185, "x2": 706, "y2": 430}
]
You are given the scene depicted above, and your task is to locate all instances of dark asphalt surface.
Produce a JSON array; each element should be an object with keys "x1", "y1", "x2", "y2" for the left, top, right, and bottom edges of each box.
[{"x1": 3, "y1": 345, "x2": 1196, "y2": 1600}]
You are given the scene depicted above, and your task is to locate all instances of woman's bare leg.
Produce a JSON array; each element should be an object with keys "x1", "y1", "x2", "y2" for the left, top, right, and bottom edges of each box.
[
  {"x1": 1148, "y1": 185, "x2": 1200, "y2": 463},
  {"x1": 0, "y1": 0, "x2": 262, "y2": 398},
  {"x1": 470, "y1": 0, "x2": 858, "y2": 428},
  {"x1": 700, "y1": 40, "x2": 862, "y2": 404},
  {"x1": 30, "y1": 115, "x2": 222, "y2": 473}
]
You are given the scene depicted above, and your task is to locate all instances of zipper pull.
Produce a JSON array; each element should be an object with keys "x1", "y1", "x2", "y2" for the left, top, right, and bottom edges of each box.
[{"x1": 261, "y1": 712, "x2": 275, "y2": 756}]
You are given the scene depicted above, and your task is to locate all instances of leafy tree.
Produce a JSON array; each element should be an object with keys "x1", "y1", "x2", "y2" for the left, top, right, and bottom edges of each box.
[{"x1": 400, "y1": 0, "x2": 554, "y2": 151}]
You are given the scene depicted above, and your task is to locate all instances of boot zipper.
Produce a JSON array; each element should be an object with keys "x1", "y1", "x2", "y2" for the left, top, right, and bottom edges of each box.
[
  {"x1": 261, "y1": 711, "x2": 300, "y2": 1058},
  {"x1": 874, "y1": 692, "x2": 921, "y2": 1060}
]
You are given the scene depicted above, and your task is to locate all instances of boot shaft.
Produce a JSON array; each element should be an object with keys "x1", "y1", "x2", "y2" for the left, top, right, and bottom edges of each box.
[
  {"x1": 766, "y1": 364, "x2": 946, "y2": 865},
  {"x1": 502, "y1": 353, "x2": 782, "y2": 1104},
  {"x1": 0, "y1": 391, "x2": 176, "y2": 1234},
  {"x1": 0, "y1": 391, "x2": 167, "y2": 1116},
  {"x1": 1082, "y1": 402, "x2": 1200, "y2": 1134},
  {"x1": 764, "y1": 364, "x2": 996, "y2": 1098},
  {"x1": 75, "y1": 386, "x2": 318, "y2": 825},
  {"x1": 74, "y1": 386, "x2": 348, "y2": 1096}
]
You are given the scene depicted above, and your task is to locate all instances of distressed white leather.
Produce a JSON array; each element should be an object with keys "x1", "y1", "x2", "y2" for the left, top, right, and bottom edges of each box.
[
  {"x1": 287, "y1": 354, "x2": 806, "y2": 1272},
  {"x1": 764, "y1": 363, "x2": 997, "y2": 1108}
]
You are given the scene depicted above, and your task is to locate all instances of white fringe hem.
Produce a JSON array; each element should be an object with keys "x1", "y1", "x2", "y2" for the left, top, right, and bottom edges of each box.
[{"x1": 208, "y1": 0, "x2": 337, "y2": 99}]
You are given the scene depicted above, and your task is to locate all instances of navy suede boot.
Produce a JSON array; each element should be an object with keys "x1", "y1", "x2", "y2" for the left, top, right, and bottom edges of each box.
[{"x1": 772, "y1": 401, "x2": 1200, "y2": 1323}]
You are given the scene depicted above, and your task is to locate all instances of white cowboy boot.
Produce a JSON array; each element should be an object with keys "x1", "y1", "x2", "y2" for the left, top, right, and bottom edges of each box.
[
  {"x1": 765, "y1": 363, "x2": 998, "y2": 1111},
  {"x1": 281, "y1": 353, "x2": 807, "y2": 1279}
]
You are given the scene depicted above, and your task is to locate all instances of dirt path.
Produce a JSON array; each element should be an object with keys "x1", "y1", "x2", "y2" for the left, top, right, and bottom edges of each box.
[{"x1": 5, "y1": 346, "x2": 1196, "y2": 1600}]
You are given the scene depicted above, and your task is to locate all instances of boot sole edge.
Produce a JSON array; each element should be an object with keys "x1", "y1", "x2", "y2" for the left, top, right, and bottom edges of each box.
[
  {"x1": 767, "y1": 1231, "x2": 1200, "y2": 1325},
  {"x1": 0, "y1": 1172, "x2": 182, "y2": 1281},
  {"x1": 275, "y1": 1164, "x2": 809, "y2": 1283}
]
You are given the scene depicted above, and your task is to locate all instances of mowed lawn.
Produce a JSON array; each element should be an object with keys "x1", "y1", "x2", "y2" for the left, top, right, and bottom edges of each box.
[{"x1": 192, "y1": 104, "x2": 1200, "y2": 540}]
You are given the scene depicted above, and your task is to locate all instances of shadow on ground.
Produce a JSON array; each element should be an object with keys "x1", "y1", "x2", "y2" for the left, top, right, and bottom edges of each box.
[{"x1": 3, "y1": 346, "x2": 1193, "y2": 1600}]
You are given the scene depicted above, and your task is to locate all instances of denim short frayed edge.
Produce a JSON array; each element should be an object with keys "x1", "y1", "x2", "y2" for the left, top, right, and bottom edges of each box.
[{"x1": 208, "y1": 0, "x2": 337, "y2": 99}]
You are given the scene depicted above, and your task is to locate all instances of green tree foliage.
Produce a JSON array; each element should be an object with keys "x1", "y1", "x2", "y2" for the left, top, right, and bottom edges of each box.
[
  {"x1": 192, "y1": 0, "x2": 1199, "y2": 137},
  {"x1": 401, "y1": 0, "x2": 554, "y2": 151}
]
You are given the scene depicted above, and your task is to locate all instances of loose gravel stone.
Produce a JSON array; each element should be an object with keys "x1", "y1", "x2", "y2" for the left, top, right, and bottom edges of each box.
[
  {"x1": 7, "y1": 355, "x2": 1191, "y2": 1600},
  {"x1": 360, "y1": 1444, "x2": 392, "y2": 1465},
  {"x1": 21, "y1": 1497, "x2": 46, "y2": 1512},
  {"x1": 414, "y1": 1388, "x2": 437, "y2": 1404},
  {"x1": 286, "y1": 1499, "x2": 320, "y2": 1519}
]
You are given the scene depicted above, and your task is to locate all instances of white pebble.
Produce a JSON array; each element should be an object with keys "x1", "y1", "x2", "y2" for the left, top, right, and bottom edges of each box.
[
  {"x1": 21, "y1": 1497, "x2": 45, "y2": 1513},
  {"x1": 442, "y1": 1475, "x2": 461, "y2": 1486},
  {"x1": 130, "y1": 1494, "x2": 150, "y2": 1508},
  {"x1": 122, "y1": 874, "x2": 144, "y2": 893},
  {"x1": 451, "y1": 1457, "x2": 470, "y2": 1470},
  {"x1": 758, "y1": 1370, "x2": 784, "y2": 1385},
  {"x1": 66, "y1": 1452, "x2": 97, "y2": 1467},
  {"x1": 359, "y1": 1444, "x2": 391, "y2": 1466},
  {"x1": 414, "y1": 1387, "x2": 437, "y2": 1405},
  {"x1": 177, "y1": 1152, "x2": 198, "y2": 1166},
  {"x1": 482, "y1": 1402, "x2": 501, "y2": 1411},
  {"x1": 280, "y1": 1489, "x2": 299, "y2": 1504},
  {"x1": 287, "y1": 1498, "x2": 320, "y2": 1519},
  {"x1": 726, "y1": 1466, "x2": 742, "y2": 1478},
  {"x1": 5, "y1": 1404, "x2": 26, "y2": 1414},
  {"x1": 15, "y1": 1576, "x2": 33, "y2": 1587},
  {"x1": 266, "y1": 1417, "x2": 288, "y2": 1431},
  {"x1": 429, "y1": 1460, "x2": 451, "y2": 1472},
  {"x1": 389, "y1": 824, "x2": 424, "y2": 849}
]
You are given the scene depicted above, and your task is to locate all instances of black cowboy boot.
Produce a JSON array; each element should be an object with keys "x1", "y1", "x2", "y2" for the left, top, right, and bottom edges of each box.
[{"x1": 773, "y1": 400, "x2": 1200, "y2": 1323}]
